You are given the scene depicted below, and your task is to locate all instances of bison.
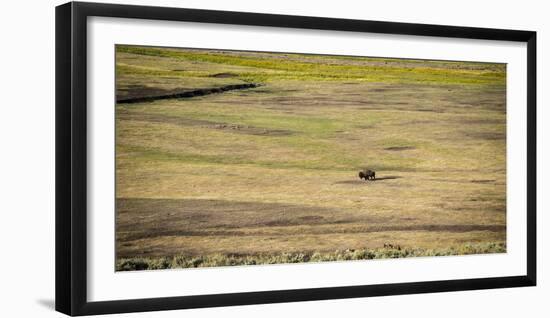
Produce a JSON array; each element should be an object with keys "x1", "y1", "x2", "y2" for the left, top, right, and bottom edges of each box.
[{"x1": 358, "y1": 169, "x2": 376, "y2": 181}]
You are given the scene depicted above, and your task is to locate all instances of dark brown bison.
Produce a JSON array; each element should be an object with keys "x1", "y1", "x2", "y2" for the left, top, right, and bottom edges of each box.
[{"x1": 358, "y1": 169, "x2": 376, "y2": 181}]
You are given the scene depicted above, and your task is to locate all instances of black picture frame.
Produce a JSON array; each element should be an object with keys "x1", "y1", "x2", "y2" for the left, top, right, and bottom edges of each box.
[{"x1": 55, "y1": 1, "x2": 537, "y2": 316}]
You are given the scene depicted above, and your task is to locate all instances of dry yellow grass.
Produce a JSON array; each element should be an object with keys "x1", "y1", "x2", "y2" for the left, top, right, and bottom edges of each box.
[{"x1": 115, "y1": 45, "x2": 506, "y2": 268}]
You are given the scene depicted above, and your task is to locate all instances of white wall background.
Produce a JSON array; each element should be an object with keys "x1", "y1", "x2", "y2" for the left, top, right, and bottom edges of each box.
[{"x1": 0, "y1": 0, "x2": 546, "y2": 316}]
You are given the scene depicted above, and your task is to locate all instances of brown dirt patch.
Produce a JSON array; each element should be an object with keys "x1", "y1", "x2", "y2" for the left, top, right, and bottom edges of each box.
[
  {"x1": 210, "y1": 72, "x2": 239, "y2": 78},
  {"x1": 471, "y1": 179, "x2": 496, "y2": 183},
  {"x1": 463, "y1": 131, "x2": 505, "y2": 140},
  {"x1": 385, "y1": 146, "x2": 415, "y2": 151}
]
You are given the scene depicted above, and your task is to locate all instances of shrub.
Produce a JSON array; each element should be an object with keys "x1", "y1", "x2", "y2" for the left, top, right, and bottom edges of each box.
[{"x1": 116, "y1": 242, "x2": 506, "y2": 271}]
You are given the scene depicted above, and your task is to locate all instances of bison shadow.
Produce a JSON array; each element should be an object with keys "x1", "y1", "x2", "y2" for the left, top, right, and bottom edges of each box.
[
  {"x1": 334, "y1": 176, "x2": 402, "y2": 185},
  {"x1": 372, "y1": 176, "x2": 402, "y2": 181}
]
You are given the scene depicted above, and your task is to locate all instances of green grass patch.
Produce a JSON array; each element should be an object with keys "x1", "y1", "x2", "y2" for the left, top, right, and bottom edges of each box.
[{"x1": 117, "y1": 45, "x2": 505, "y2": 86}]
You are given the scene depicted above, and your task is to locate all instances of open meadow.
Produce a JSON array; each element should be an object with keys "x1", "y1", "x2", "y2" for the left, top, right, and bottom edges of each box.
[{"x1": 115, "y1": 45, "x2": 506, "y2": 271}]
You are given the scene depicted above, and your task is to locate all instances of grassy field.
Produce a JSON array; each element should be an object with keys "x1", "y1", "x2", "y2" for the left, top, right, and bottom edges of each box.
[{"x1": 115, "y1": 45, "x2": 507, "y2": 271}]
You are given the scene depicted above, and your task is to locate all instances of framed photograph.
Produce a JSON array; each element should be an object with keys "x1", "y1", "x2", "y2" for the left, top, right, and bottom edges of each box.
[{"x1": 55, "y1": 1, "x2": 536, "y2": 316}]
